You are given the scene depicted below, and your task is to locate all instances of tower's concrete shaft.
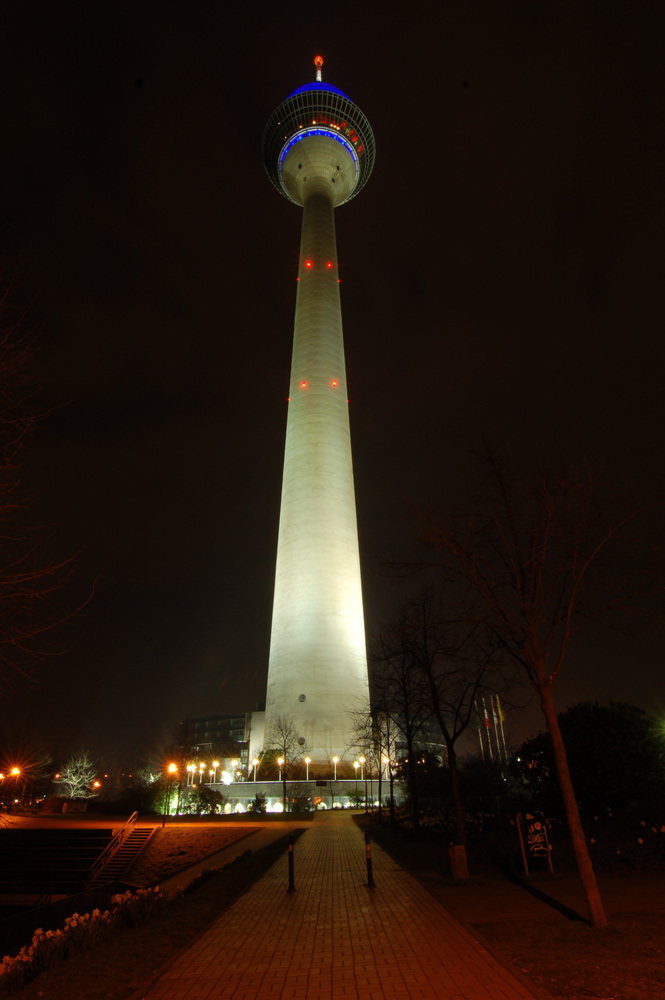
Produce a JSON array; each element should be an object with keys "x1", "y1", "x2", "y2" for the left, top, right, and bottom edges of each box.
[
  {"x1": 265, "y1": 189, "x2": 369, "y2": 759},
  {"x1": 263, "y1": 68, "x2": 375, "y2": 763}
]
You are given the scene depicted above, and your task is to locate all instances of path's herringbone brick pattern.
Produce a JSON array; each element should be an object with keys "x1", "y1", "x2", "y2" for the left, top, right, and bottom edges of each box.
[{"x1": 141, "y1": 812, "x2": 537, "y2": 1000}]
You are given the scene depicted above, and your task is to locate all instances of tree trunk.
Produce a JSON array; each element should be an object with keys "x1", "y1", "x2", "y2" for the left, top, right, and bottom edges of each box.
[
  {"x1": 447, "y1": 742, "x2": 467, "y2": 848},
  {"x1": 405, "y1": 734, "x2": 420, "y2": 832},
  {"x1": 540, "y1": 685, "x2": 607, "y2": 928},
  {"x1": 377, "y1": 768, "x2": 384, "y2": 824}
]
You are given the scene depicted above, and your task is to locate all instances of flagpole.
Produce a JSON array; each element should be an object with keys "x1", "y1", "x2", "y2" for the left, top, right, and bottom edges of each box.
[
  {"x1": 496, "y1": 695, "x2": 508, "y2": 764},
  {"x1": 483, "y1": 696, "x2": 494, "y2": 762},
  {"x1": 475, "y1": 701, "x2": 485, "y2": 761}
]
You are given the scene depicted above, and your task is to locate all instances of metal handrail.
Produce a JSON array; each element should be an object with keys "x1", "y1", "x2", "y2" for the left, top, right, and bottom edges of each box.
[{"x1": 86, "y1": 811, "x2": 138, "y2": 887}]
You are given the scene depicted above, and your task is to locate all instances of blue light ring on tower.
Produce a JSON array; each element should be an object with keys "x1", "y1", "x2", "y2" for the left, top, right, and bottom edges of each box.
[
  {"x1": 263, "y1": 85, "x2": 375, "y2": 205},
  {"x1": 278, "y1": 128, "x2": 359, "y2": 197}
]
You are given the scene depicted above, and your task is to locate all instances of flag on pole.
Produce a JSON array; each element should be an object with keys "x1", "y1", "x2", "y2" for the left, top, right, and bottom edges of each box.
[{"x1": 482, "y1": 697, "x2": 494, "y2": 760}]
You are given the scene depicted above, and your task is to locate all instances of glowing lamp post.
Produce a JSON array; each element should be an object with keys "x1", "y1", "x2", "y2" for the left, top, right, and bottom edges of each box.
[
  {"x1": 278, "y1": 757, "x2": 284, "y2": 782},
  {"x1": 10, "y1": 767, "x2": 21, "y2": 807},
  {"x1": 354, "y1": 761, "x2": 359, "y2": 803},
  {"x1": 162, "y1": 763, "x2": 177, "y2": 827},
  {"x1": 305, "y1": 757, "x2": 311, "y2": 782},
  {"x1": 213, "y1": 760, "x2": 219, "y2": 782},
  {"x1": 359, "y1": 756, "x2": 367, "y2": 813},
  {"x1": 252, "y1": 758, "x2": 259, "y2": 781},
  {"x1": 332, "y1": 756, "x2": 339, "y2": 781}
]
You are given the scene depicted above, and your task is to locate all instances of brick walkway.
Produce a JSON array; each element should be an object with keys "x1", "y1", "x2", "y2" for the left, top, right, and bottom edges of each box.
[{"x1": 140, "y1": 811, "x2": 537, "y2": 1000}]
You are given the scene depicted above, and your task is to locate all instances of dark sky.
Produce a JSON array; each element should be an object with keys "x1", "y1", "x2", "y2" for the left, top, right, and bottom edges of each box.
[{"x1": 0, "y1": 2, "x2": 663, "y2": 769}]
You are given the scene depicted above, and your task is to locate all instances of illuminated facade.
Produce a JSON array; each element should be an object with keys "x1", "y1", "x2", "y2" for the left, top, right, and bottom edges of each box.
[{"x1": 262, "y1": 59, "x2": 374, "y2": 761}]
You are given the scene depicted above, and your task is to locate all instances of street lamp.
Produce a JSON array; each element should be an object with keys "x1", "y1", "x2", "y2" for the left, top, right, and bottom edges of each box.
[
  {"x1": 198, "y1": 764, "x2": 205, "y2": 785},
  {"x1": 359, "y1": 756, "x2": 367, "y2": 813},
  {"x1": 332, "y1": 756, "x2": 339, "y2": 781},
  {"x1": 305, "y1": 757, "x2": 311, "y2": 782},
  {"x1": 162, "y1": 763, "x2": 177, "y2": 827},
  {"x1": 10, "y1": 767, "x2": 20, "y2": 807},
  {"x1": 278, "y1": 757, "x2": 284, "y2": 782},
  {"x1": 252, "y1": 758, "x2": 259, "y2": 781},
  {"x1": 212, "y1": 760, "x2": 219, "y2": 782},
  {"x1": 354, "y1": 761, "x2": 359, "y2": 804}
]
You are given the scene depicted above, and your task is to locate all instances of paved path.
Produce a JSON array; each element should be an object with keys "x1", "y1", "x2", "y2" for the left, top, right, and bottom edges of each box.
[{"x1": 139, "y1": 811, "x2": 537, "y2": 1000}]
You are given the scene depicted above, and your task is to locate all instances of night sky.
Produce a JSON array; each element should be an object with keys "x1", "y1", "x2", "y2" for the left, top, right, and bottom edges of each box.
[{"x1": 0, "y1": 2, "x2": 663, "y2": 769}]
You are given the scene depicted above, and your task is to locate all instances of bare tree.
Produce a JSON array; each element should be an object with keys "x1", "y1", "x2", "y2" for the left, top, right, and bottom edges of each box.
[
  {"x1": 395, "y1": 588, "x2": 506, "y2": 854},
  {"x1": 347, "y1": 705, "x2": 399, "y2": 819},
  {"x1": 420, "y1": 457, "x2": 661, "y2": 927},
  {"x1": 264, "y1": 715, "x2": 306, "y2": 813},
  {"x1": 56, "y1": 751, "x2": 100, "y2": 799},
  {"x1": 371, "y1": 617, "x2": 434, "y2": 831}
]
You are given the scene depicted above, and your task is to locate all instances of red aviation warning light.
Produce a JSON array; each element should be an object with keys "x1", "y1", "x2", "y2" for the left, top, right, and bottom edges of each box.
[
  {"x1": 331, "y1": 379, "x2": 339, "y2": 387},
  {"x1": 326, "y1": 261, "x2": 334, "y2": 269},
  {"x1": 304, "y1": 259, "x2": 313, "y2": 269},
  {"x1": 314, "y1": 55, "x2": 323, "y2": 83},
  {"x1": 300, "y1": 380, "x2": 308, "y2": 389}
]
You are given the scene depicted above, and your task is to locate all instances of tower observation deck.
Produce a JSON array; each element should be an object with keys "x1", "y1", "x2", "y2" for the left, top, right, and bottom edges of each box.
[{"x1": 262, "y1": 59, "x2": 374, "y2": 764}]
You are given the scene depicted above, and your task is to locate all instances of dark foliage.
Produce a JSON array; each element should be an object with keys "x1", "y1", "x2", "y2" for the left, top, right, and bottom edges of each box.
[{"x1": 512, "y1": 701, "x2": 665, "y2": 815}]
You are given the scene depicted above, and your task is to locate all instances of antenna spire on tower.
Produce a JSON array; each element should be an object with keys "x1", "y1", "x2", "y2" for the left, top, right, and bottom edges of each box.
[{"x1": 314, "y1": 54, "x2": 323, "y2": 82}]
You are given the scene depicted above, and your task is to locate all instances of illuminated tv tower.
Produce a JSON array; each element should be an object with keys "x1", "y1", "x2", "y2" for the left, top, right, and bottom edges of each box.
[{"x1": 262, "y1": 57, "x2": 375, "y2": 761}]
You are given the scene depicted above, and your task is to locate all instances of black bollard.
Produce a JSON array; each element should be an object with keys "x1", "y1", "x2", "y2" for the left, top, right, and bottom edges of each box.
[
  {"x1": 287, "y1": 833, "x2": 296, "y2": 892},
  {"x1": 365, "y1": 831, "x2": 375, "y2": 888}
]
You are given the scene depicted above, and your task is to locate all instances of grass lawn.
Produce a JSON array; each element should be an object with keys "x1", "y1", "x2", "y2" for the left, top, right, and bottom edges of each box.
[{"x1": 480, "y1": 912, "x2": 665, "y2": 999}]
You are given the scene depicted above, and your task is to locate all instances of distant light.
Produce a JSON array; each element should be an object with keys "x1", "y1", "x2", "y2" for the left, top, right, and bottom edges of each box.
[
  {"x1": 304, "y1": 259, "x2": 313, "y2": 269},
  {"x1": 331, "y1": 379, "x2": 338, "y2": 387},
  {"x1": 300, "y1": 380, "x2": 308, "y2": 389},
  {"x1": 326, "y1": 261, "x2": 334, "y2": 269}
]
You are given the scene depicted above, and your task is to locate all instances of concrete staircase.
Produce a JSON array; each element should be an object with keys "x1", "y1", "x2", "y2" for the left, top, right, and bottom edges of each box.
[{"x1": 87, "y1": 826, "x2": 154, "y2": 886}]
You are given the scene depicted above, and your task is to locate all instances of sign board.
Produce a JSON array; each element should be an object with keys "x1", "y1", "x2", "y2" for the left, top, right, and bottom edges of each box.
[{"x1": 516, "y1": 811, "x2": 553, "y2": 875}]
